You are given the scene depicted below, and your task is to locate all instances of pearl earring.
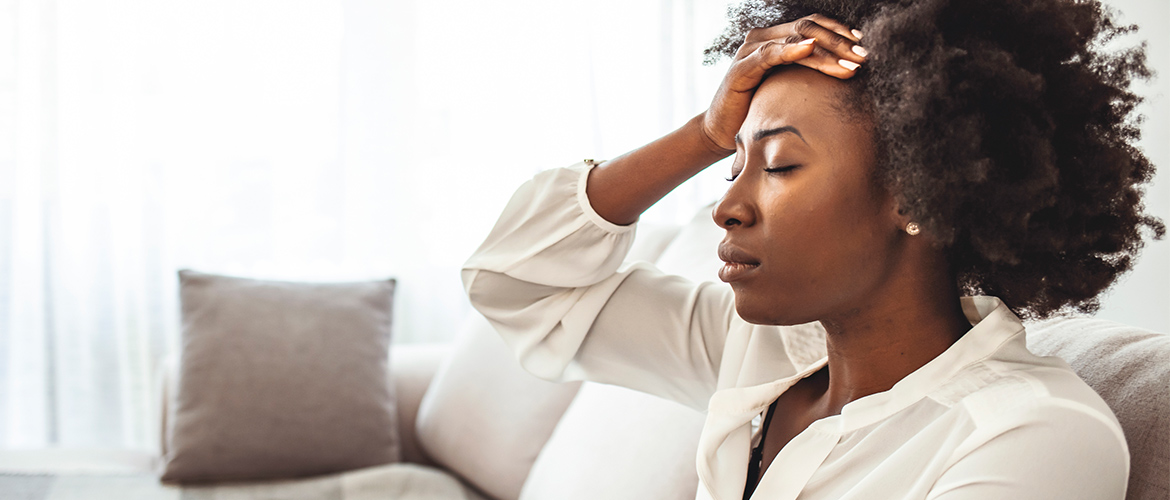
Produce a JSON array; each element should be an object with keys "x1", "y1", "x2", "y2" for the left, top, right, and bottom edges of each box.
[{"x1": 905, "y1": 222, "x2": 921, "y2": 235}]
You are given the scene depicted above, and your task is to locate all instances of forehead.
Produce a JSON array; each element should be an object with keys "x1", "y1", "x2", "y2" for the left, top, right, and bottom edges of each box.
[{"x1": 740, "y1": 66, "x2": 856, "y2": 146}]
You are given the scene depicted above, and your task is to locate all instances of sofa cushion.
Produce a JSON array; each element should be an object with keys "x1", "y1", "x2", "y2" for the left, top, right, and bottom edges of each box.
[
  {"x1": 390, "y1": 344, "x2": 452, "y2": 466},
  {"x1": 160, "y1": 270, "x2": 401, "y2": 483},
  {"x1": 416, "y1": 313, "x2": 581, "y2": 500},
  {"x1": 1025, "y1": 317, "x2": 1169, "y2": 500},
  {"x1": 0, "y1": 463, "x2": 488, "y2": 500},
  {"x1": 518, "y1": 382, "x2": 705, "y2": 500},
  {"x1": 341, "y1": 463, "x2": 490, "y2": 500}
]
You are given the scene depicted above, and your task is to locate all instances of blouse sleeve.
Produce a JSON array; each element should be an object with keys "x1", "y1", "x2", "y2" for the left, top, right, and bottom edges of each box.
[{"x1": 461, "y1": 161, "x2": 736, "y2": 411}]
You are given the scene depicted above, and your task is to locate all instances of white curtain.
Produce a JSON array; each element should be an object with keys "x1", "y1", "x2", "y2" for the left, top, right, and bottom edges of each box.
[
  {"x1": 0, "y1": 0, "x2": 735, "y2": 450},
  {"x1": 1, "y1": 0, "x2": 1164, "y2": 452}
]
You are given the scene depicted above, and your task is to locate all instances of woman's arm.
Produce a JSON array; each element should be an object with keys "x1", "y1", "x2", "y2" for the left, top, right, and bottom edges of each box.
[
  {"x1": 462, "y1": 164, "x2": 738, "y2": 410},
  {"x1": 585, "y1": 114, "x2": 731, "y2": 226},
  {"x1": 586, "y1": 13, "x2": 868, "y2": 226}
]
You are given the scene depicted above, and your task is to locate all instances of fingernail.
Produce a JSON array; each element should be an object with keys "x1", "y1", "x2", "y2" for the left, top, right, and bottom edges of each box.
[
  {"x1": 838, "y1": 59, "x2": 860, "y2": 71},
  {"x1": 851, "y1": 29, "x2": 864, "y2": 39},
  {"x1": 852, "y1": 45, "x2": 868, "y2": 57},
  {"x1": 798, "y1": 38, "x2": 815, "y2": 45}
]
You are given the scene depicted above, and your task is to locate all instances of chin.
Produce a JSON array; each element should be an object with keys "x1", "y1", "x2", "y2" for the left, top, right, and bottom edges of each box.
[{"x1": 732, "y1": 292, "x2": 816, "y2": 326}]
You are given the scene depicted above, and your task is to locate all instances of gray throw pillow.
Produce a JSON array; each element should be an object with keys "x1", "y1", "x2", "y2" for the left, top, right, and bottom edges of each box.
[{"x1": 159, "y1": 270, "x2": 400, "y2": 484}]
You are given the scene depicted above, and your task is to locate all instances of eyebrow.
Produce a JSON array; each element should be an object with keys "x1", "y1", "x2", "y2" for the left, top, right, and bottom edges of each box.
[{"x1": 733, "y1": 126, "x2": 809, "y2": 146}]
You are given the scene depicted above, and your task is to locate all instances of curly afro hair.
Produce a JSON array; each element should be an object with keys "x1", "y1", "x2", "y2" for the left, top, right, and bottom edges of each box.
[{"x1": 705, "y1": 0, "x2": 1165, "y2": 319}]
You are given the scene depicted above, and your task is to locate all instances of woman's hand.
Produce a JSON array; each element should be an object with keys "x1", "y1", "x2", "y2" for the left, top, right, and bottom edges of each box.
[{"x1": 700, "y1": 14, "x2": 866, "y2": 153}]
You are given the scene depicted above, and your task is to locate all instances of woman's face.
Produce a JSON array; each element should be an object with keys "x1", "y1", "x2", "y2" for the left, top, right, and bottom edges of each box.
[{"x1": 714, "y1": 66, "x2": 903, "y2": 326}]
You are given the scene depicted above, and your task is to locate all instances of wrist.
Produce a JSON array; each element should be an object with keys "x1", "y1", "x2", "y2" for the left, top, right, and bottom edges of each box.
[{"x1": 689, "y1": 113, "x2": 736, "y2": 160}]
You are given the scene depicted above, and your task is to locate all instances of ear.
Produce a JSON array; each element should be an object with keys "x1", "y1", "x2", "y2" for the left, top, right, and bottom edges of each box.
[{"x1": 884, "y1": 195, "x2": 913, "y2": 234}]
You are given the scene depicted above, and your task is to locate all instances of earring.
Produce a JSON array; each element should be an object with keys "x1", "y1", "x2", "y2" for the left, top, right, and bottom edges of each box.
[{"x1": 905, "y1": 222, "x2": 921, "y2": 235}]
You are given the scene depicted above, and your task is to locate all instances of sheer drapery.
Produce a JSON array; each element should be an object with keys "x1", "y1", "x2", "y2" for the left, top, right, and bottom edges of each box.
[
  {"x1": 1, "y1": 0, "x2": 1165, "y2": 452},
  {"x1": 0, "y1": 0, "x2": 734, "y2": 450}
]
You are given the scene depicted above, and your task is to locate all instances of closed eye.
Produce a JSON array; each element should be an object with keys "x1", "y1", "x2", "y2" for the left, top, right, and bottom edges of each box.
[
  {"x1": 765, "y1": 165, "x2": 799, "y2": 174},
  {"x1": 727, "y1": 164, "x2": 798, "y2": 182}
]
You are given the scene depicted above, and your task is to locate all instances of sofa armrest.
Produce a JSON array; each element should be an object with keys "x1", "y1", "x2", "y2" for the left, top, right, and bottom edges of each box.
[{"x1": 391, "y1": 343, "x2": 453, "y2": 466}]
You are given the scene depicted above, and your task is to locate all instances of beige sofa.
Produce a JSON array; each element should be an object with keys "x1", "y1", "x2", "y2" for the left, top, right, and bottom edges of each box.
[{"x1": 2, "y1": 204, "x2": 1166, "y2": 500}]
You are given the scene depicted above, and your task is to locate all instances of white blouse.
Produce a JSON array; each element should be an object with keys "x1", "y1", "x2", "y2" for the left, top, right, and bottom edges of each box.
[{"x1": 462, "y1": 161, "x2": 1130, "y2": 500}]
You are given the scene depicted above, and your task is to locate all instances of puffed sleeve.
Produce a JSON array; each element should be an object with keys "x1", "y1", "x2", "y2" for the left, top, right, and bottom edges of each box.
[
  {"x1": 462, "y1": 161, "x2": 736, "y2": 411},
  {"x1": 925, "y1": 402, "x2": 1130, "y2": 500}
]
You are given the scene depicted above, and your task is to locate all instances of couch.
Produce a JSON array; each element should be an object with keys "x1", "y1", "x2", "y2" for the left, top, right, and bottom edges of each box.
[{"x1": 1, "y1": 203, "x2": 1166, "y2": 500}]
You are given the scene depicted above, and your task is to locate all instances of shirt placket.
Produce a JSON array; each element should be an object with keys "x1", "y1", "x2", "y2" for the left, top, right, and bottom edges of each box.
[{"x1": 751, "y1": 427, "x2": 839, "y2": 500}]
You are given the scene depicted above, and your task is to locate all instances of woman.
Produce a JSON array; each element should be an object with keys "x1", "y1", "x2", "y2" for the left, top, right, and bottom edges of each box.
[{"x1": 463, "y1": 0, "x2": 1162, "y2": 498}]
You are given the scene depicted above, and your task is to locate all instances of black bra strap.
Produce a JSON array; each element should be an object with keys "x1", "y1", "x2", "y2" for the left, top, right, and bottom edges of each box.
[{"x1": 743, "y1": 398, "x2": 780, "y2": 500}]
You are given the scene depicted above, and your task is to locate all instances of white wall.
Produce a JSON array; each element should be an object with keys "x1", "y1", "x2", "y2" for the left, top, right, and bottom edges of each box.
[{"x1": 1093, "y1": 0, "x2": 1170, "y2": 332}]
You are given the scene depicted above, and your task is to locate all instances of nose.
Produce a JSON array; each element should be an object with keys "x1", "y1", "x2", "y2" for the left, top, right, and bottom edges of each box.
[{"x1": 712, "y1": 177, "x2": 756, "y2": 229}]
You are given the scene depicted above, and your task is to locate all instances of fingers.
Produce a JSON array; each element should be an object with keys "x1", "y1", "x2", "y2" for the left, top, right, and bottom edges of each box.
[
  {"x1": 784, "y1": 41, "x2": 865, "y2": 79},
  {"x1": 739, "y1": 15, "x2": 867, "y2": 80},
  {"x1": 804, "y1": 14, "x2": 860, "y2": 44},
  {"x1": 791, "y1": 16, "x2": 866, "y2": 68},
  {"x1": 794, "y1": 53, "x2": 857, "y2": 79},
  {"x1": 726, "y1": 39, "x2": 816, "y2": 92}
]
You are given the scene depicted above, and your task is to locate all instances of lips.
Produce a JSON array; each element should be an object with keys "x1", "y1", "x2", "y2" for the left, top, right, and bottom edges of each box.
[{"x1": 717, "y1": 243, "x2": 760, "y2": 283}]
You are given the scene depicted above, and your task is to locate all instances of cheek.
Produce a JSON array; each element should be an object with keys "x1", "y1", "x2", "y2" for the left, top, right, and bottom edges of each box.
[
  {"x1": 813, "y1": 195, "x2": 898, "y2": 312},
  {"x1": 759, "y1": 180, "x2": 870, "y2": 266},
  {"x1": 815, "y1": 185, "x2": 891, "y2": 269},
  {"x1": 756, "y1": 178, "x2": 894, "y2": 304}
]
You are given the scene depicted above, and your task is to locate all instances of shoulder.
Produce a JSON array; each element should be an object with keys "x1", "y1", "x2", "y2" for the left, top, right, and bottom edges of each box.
[
  {"x1": 927, "y1": 388, "x2": 1130, "y2": 498},
  {"x1": 952, "y1": 353, "x2": 1121, "y2": 431},
  {"x1": 939, "y1": 356, "x2": 1129, "y2": 467},
  {"x1": 920, "y1": 361, "x2": 1129, "y2": 498}
]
